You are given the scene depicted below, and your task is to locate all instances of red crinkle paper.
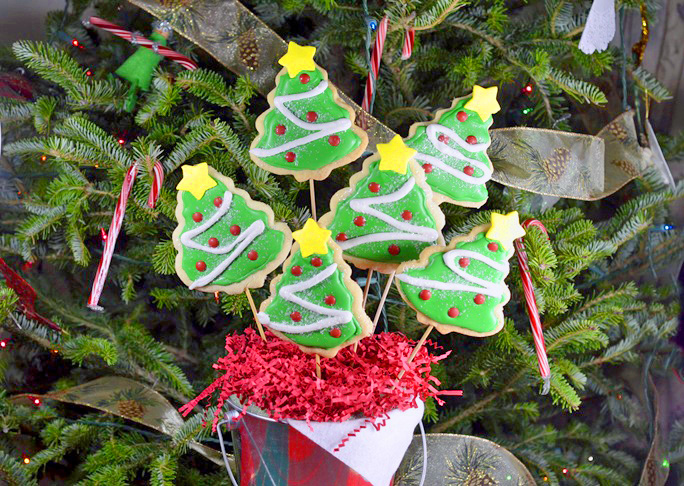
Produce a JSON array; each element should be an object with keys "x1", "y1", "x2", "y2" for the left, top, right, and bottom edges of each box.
[{"x1": 179, "y1": 329, "x2": 452, "y2": 430}]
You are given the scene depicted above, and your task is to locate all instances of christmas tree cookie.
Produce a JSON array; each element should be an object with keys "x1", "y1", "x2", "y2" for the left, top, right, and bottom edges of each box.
[
  {"x1": 404, "y1": 85, "x2": 500, "y2": 207},
  {"x1": 319, "y1": 136, "x2": 445, "y2": 274},
  {"x1": 257, "y1": 219, "x2": 372, "y2": 358},
  {"x1": 173, "y1": 163, "x2": 292, "y2": 294},
  {"x1": 250, "y1": 42, "x2": 368, "y2": 182},
  {"x1": 396, "y1": 212, "x2": 525, "y2": 337}
]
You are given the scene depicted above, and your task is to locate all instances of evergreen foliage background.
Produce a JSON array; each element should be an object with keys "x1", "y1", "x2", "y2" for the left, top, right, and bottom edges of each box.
[{"x1": 0, "y1": 0, "x2": 683, "y2": 484}]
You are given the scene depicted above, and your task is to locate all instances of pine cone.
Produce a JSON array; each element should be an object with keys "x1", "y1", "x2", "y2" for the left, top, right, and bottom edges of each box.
[
  {"x1": 238, "y1": 29, "x2": 259, "y2": 70},
  {"x1": 117, "y1": 399, "x2": 146, "y2": 419},
  {"x1": 611, "y1": 159, "x2": 640, "y2": 178},
  {"x1": 542, "y1": 148, "x2": 570, "y2": 183},
  {"x1": 607, "y1": 121, "x2": 628, "y2": 141},
  {"x1": 465, "y1": 470, "x2": 499, "y2": 485}
]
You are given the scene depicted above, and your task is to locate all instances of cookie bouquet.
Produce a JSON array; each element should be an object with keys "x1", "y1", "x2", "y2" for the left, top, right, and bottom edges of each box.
[{"x1": 176, "y1": 42, "x2": 524, "y2": 486}]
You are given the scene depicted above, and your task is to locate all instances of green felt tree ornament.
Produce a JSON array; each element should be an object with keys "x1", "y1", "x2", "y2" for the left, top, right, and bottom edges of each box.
[{"x1": 115, "y1": 22, "x2": 171, "y2": 112}]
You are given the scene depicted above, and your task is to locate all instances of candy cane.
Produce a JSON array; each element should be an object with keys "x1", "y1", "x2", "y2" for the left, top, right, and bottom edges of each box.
[
  {"x1": 513, "y1": 219, "x2": 551, "y2": 394},
  {"x1": 86, "y1": 17, "x2": 198, "y2": 71},
  {"x1": 401, "y1": 27, "x2": 415, "y2": 60},
  {"x1": 148, "y1": 160, "x2": 164, "y2": 208},
  {"x1": 88, "y1": 164, "x2": 139, "y2": 311},
  {"x1": 361, "y1": 16, "x2": 389, "y2": 113}
]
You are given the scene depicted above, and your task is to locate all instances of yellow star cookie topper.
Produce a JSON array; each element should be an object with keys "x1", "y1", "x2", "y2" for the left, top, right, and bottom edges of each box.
[
  {"x1": 278, "y1": 42, "x2": 317, "y2": 78},
  {"x1": 486, "y1": 211, "x2": 526, "y2": 251},
  {"x1": 293, "y1": 219, "x2": 332, "y2": 257},
  {"x1": 464, "y1": 85, "x2": 501, "y2": 122},
  {"x1": 176, "y1": 162, "x2": 217, "y2": 200},
  {"x1": 377, "y1": 135, "x2": 417, "y2": 175}
]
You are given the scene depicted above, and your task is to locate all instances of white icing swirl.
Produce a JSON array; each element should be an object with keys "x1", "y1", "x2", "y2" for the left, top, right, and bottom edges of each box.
[
  {"x1": 250, "y1": 79, "x2": 352, "y2": 158},
  {"x1": 181, "y1": 191, "x2": 265, "y2": 289},
  {"x1": 336, "y1": 177, "x2": 440, "y2": 250}
]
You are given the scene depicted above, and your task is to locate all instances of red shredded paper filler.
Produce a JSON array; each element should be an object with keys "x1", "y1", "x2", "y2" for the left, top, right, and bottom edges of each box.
[{"x1": 180, "y1": 329, "x2": 455, "y2": 430}]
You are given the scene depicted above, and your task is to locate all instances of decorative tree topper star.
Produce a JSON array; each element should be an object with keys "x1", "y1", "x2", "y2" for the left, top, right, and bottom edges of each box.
[
  {"x1": 377, "y1": 135, "x2": 417, "y2": 175},
  {"x1": 176, "y1": 162, "x2": 217, "y2": 200},
  {"x1": 278, "y1": 42, "x2": 317, "y2": 78},
  {"x1": 293, "y1": 219, "x2": 332, "y2": 257},
  {"x1": 464, "y1": 85, "x2": 501, "y2": 121},
  {"x1": 486, "y1": 211, "x2": 526, "y2": 250}
]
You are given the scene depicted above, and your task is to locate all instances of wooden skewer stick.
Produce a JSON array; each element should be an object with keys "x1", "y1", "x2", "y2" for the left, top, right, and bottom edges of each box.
[
  {"x1": 315, "y1": 354, "x2": 322, "y2": 379},
  {"x1": 244, "y1": 288, "x2": 267, "y2": 341},
  {"x1": 309, "y1": 180, "x2": 317, "y2": 220},
  {"x1": 362, "y1": 268, "x2": 373, "y2": 307},
  {"x1": 354, "y1": 270, "x2": 396, "y2": 353},
  {"x1": 370, "y1": 271, "x2": 396, "y2": 333},
  {"x1": 395, "y1": 325, "x2": 434, "y2": 384}
]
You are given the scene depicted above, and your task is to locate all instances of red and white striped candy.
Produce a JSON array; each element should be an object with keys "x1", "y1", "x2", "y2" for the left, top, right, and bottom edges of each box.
[
  {"x1": 88, "y1": 164, "x2": 139, "y2": 311},
  {"x1": 401, "y1": 27, "x2": 415, "y2": 60},
  {"x1": 148, "y1": 160, "x2": 164, "y2": 209},
  {"x1": 361, "y1": 16, "x2": 389, "y2": 113},
  {"x1": 514, "y1": 219, "x2": 551, "y2": 394},
  {"x1": 87, "y1": 17, "x2": 198, "y2": 71}
]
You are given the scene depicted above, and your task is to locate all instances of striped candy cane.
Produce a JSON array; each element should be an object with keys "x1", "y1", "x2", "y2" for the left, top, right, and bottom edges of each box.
[
  {"x1": 88, "y1": 164, "x2": 139, "y2": 311},
  {"x1": 148, "y1": 160, "x2": 164, "y2": 208},
  {"x1": 401, "y1": 27, "x2": 415, "y2": 60},
  {"x1": 86, "y1": 17, "x2": 198, "y2": 71},
  {"x1": 514, "y1": 219, "x2": 551, "y2": 395},
  {"x1": 361, "y1": 16, "x2": 389, "y2": 113}
]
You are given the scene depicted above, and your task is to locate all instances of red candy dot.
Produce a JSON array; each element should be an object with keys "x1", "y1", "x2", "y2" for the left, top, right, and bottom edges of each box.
[
  {"x1": 248, "y1": 250, "x2": 258, "y2": 261},
  {"x1": 459, "y1": 257, "x2": 470, "y2": 268},
  {"x1": 214, "y1": 197, "x2": 223, "y2": 207},
  {"x1": 290, "y1": 311, "x2": 302, "y2": 322},
  {"x1": 466, "y1": 135, "x2": 478, "y2": 145},
  {"x1": 368, "y1": 182, "x2": 380, "y2": 193},
  {"x1": 402, "y1": 210, "x2": 413, "y2": 221},
  {"x1": 354, "y1": 216, "x2": 366, "y2": 227},
  {"x1": 208, "y1": 237, "x2": 219, "y2": 248},
  {"x1": 291, "y1": 266, "x2": 303, "y2": 276},
  {"x1": 325, "y1": 295, "x2": 336, "y2": 305},
  {"x1": 438, "y1": 134, "x2": 449, "y2": 143},
  {"x1": 195, "y1": 261, "x2": 206, "y2": 271},
  {"x1": 336, "y1": 233, "x2": 348, "y2": 242},
  {"x1": 448, "y1": 307, "x2": 460, "y2": 318},
  {"x1": 474, "y1": 294, "x2": 486, "y2": 305},
  {"x1": 422, "y1": 163, "x2": 433, "y2": 174},
  {"x1": 285, "y1": 152, "x2": 296, "y2": 163},
  {"x1": 306, "y1": 111, "x2": 318, "y2": 122},
  {"x1": 230, "y1": 225, "x2": 241, "y2": 236},
  {"x1": 192, "y1": 212, "x2": 203, "y2": 222},
  {"x1": 329, "y1": 328, "x2": 342, "y2": 338},
  {"x1": 299, "y1": 73, "x2": 310, "y2": 84},
  {"x1": 388, "y1": 244, "x2": 400, "y2": 256},
  {"x1": 488, "y1": 242, "x2": 499, "y2": 252},
  {"x1": 419, "y1": 289, "x2": 432, "y2": 300},
  {"x1": 328, "y1": 135, "x2": 340, "y2": 146},
  {"x1": 311, "y1": 257, "x2": 322, "y2": 267},
  {"x1": 275, "y1": 124, "x2": 286, "y2": 135},
  {"x1": 463, "y1": 166, "x2": 475, "y2": 176},
  {"x1": 457, "y1": 111, "x2": 468, "y2": 122}
]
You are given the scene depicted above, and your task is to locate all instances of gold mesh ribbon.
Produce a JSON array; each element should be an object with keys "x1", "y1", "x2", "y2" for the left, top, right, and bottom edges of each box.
[
  {"x1": 128, "y1": 0, "x2": 653, "y2": 201},
  {"x1": 13, "y1": 376, "x2": 224, "y2": 465}
]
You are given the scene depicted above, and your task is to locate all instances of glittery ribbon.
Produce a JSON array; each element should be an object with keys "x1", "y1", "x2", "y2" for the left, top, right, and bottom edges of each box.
[{"x1": 127, "y1": 0, "x2": 655, "y2": 201}]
